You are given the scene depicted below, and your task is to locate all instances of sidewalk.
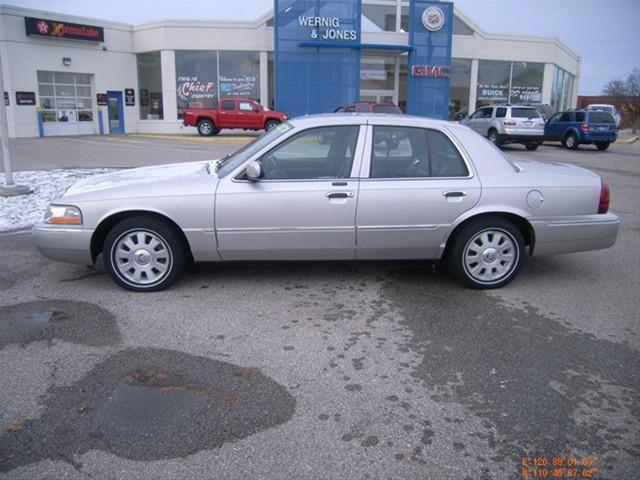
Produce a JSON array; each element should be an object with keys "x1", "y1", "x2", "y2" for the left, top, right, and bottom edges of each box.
[{"x1": 615, "y1": 128, "x2": 639, "y2": 144}]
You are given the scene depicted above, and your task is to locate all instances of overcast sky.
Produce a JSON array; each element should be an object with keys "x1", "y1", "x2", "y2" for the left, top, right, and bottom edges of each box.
[{"x1": 7, "y1": 0, "x2": 640, "y2": 95}]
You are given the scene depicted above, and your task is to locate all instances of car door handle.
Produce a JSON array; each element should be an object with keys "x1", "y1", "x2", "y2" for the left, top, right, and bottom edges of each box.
[
  {"x1": 443, "y1": 190, "x2": 466, "y2": 198},
  {"x1": 326, "y1": 192, "x2": 354, "y2": 199}
]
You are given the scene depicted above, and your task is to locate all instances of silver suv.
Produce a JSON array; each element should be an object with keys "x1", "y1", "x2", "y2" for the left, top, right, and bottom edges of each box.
[{"x1": 462, "y1": 105, "x2": 545, "y2": 150}]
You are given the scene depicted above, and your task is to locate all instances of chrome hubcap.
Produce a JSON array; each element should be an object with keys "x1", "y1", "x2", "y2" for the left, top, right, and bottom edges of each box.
[
  {"x1": 112, "y1": 230, "x2": 172, "y2": 286},
  {"x1": 463, "y1": 229, "x2": 518, "y2": 284},
  {"x1": 201, "y1": 123, "x2": 211, "y2": 134}
]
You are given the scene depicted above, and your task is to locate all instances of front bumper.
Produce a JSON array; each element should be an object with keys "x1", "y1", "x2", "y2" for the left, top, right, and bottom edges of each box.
[
  {"x1": 530, "y1": 213, "x2": 620, "y2": 256},
  {"x1": 32, "y1": 224, "x2": 94, "y2": 265}
]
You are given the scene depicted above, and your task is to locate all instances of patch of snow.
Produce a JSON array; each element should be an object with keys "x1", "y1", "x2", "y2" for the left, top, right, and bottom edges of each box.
[{"x1": 0, "y1": 169, "x2": 117, "y2": 232}]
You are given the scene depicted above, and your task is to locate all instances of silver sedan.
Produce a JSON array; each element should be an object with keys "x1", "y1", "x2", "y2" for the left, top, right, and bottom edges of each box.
[{"x1": 33, "y1": 114, "x2": 620, "y2": 291}]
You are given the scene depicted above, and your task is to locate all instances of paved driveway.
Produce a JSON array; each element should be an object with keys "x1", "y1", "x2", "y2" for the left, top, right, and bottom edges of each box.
[{"x1": 0, "y1": 137, "x2": 638, "y2": 480}]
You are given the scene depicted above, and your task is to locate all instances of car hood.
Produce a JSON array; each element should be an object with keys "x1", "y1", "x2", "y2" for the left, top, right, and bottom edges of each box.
[{"x1": 61, "y1": 160, "x2": 218, "y2": 201}]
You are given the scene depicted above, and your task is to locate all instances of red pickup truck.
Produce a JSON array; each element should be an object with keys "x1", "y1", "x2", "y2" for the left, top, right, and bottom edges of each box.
[{"x1": 182, "y1": 98, "x2": 288, "y2": 136}]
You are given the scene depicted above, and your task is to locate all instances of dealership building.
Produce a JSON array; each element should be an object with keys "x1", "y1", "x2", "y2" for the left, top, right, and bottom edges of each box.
[{"x1": 0, "y1": 1, "x2": 581, "y2": 138}]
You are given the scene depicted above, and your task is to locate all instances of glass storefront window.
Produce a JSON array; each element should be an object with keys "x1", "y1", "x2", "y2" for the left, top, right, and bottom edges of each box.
[
  {"x1": 363, "y1": 4, "x2": 397, "y2": 32},
  {"x1": 219, "y1": 51, "x2": 260, "y2": 100},
  {"x1": 137, "y1": 52, "x2": 163, "y2": 120},
  {"x1": 550, "y1": 66, "x2": 574, "y2": 112},
  {"x1": 449, "y1": 58, "x2": 471, "y2": 119},
  {"x1": 477, "y1": 60, "x2": 544, "y2": 107},
  {"x1": 174, "y1": 50, "x2": 260, "y2": 119},
  {"x1": 37, "y1": 71, "x2": 93, "y2": 123},
  {"x1": 175, "y1": 50, "x2": 218, "y2": 119},
  {"x1": 361, "y1": 55, "x2": 395, "y2": 90}
]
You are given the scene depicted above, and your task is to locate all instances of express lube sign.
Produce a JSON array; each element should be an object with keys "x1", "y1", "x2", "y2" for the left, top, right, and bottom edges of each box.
[{"x1": 298, "y1": 16, "x2": 357, "y2": 41}]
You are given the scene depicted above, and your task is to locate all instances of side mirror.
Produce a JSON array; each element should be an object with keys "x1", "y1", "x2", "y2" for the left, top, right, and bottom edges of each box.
[
  {"x1": 254, "y1": 108, "x2": 261, "y2": 113},
  {"x1": 245, "y1": 160, "x2": 262, "y2": 181}
]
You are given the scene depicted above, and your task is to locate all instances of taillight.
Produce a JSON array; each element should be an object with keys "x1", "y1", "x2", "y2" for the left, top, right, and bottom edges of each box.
[
  {"x1": 503, "y1": 120, "x2": 517, "y2": 126},
  {"x1": 580, "y1": 123, "x2": 590, "y2": 133},
  {"x1": 598, "y1": 180, "x2": 610, "y2": 214}
]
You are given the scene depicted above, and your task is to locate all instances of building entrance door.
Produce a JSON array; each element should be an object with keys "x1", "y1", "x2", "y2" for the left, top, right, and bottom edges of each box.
[{"x1": 107, "y1": 91, "x2": 124, "y2": 134}]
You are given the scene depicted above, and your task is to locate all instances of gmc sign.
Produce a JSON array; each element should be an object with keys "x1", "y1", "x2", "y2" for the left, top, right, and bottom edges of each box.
[{"x1": 411, "y1": 65, "x2": 450, "y2": 78}]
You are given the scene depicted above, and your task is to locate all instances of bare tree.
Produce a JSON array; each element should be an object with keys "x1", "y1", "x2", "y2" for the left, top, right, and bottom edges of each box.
[{"x1": 603, "y1": 68, "x2": 640, "y2": 132}]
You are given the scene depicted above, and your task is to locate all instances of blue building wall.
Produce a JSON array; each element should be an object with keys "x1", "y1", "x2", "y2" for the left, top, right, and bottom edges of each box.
[{"x1": 274, "y1": 0, "x2": 452, "y2": 119}]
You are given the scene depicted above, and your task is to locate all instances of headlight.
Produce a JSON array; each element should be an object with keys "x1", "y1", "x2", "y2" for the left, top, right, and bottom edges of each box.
[{"x1": 44, "y1": 205, "x2": 83, "y2": 225}]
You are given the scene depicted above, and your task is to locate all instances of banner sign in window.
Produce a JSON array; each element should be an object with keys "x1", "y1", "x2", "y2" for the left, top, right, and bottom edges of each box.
[
  {"x1": 15, "y1": 92, "x2": 36, "y2": 106},
  {"x1": 125, "y1": 88, "x2": 135, "y2": 106},
  {"x1": 25, "y1": 17, "x2": 104, "y2": 42}
]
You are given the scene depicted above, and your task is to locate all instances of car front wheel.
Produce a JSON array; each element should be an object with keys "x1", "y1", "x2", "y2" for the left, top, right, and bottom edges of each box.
[
  {"x1": 448, "y1": 217, "x2": 525, "y2": 289},
  {"x1": 104, "y1": 216, "x2": 187, "y2": 292}
]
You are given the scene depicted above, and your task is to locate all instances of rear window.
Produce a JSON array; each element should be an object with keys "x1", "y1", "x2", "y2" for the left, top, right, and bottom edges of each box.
[
  {"x1": 511, "y1": 108, "x2": 539, "y2": 119},
  {"x1": 588, "y1": 111, "x2": 615, "y2": 123},
  {"x1": 372, "y1": 104, "x2": 402, "y2": 114}
]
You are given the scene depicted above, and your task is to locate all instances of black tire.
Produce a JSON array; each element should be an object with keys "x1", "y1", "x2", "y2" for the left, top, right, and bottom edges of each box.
[
  {"x1": 197, "y1": 119, "x2": 219, "y2": 136},
  {"x1": 525, "y1": 143, "x2": 539, "y2": 151},
  {"x1": 447, "y1": 217, "x2": 525, "y2": 289},
  {"x1": 104, "y1": 216, "x2": 187, "y2": 292},
  {"x1": 595, "y1": 142, "x2": 610, "y2": 151},
  {"x1": 487, "y1": 129, "x2": 501, "y2": 146},
  {"x1": 562, "y1": 132, "x2": 579, "y2": 150},
  {"x1": 265, "y1": 119, "x2": 280, "y2": 131}
]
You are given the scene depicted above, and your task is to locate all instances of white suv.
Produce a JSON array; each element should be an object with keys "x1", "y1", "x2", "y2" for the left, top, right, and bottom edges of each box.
[
  {"x1": 586, "y1": 104, "x2": 621, "y2": 128},
  {"x1": 462, "y1": 105, "x2": 545, "y2": 150}
]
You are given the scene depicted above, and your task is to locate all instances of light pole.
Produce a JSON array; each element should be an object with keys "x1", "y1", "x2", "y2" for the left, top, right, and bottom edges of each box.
[{"x1": 0, "y1": 51, "x2": 30, "y2": 196}]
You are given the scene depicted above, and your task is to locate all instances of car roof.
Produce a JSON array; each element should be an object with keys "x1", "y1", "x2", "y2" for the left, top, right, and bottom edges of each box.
[{"x1": 289, "y1": 112, "x2": 453, "y2": 129}]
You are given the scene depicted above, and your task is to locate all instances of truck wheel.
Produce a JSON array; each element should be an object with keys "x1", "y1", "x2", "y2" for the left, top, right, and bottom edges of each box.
[
  {"x1": 447, "y1": 216, "x2": 524, "y2": 289},
  {"x1": 525, "y1": 143, "x2": 539, "y2": 151},
  {"x1": 562, "y1": 132, "x2": 579, "y2": 149},
  {"x1": 265, "y1": 120, "x2": 280, "y2": 131},
  {"x1": 487, "y1": 129, "x2": 501, "y2": 146},
  {"x1": 197, "y1": 119, "x2": 219, "y2": 136},
  {"x1": 595, "y1": 142, "x2": 610, "y2": 151}
]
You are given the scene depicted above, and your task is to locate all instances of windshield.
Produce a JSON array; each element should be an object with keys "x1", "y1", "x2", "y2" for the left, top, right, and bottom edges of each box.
[{"x1": 216, "y1": 123, "x2": 292, "y2": 177}]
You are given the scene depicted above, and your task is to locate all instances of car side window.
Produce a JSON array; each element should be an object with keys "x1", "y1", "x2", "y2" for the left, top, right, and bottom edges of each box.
[
  {"x1": 470, "y1": 108, "x2": 490, "y2": 120},
  {"x1": 559, "y1": 112, "x2": 571, "y2": 122},
  {"x1": 548, "y1": 113, "x2": 562, "y2": 123},
  {"x1": 239, "y1": 101, "x2": 253, "y2": 112},
  {"x1": 370, "y1": 126, "x2": 468, "y2": 178},
  {"x1": 496, "y1": 107, "x2": 507, "y2": 118},
  {"x1": 575, "y1": 112, "x2": 585, "y2": 122},
  {"x1": 258, "y1": 126, "x2": 359, "y2": 180},
  {"x1": 221, "y1": 100, "x2": 235, "y2": 111}
]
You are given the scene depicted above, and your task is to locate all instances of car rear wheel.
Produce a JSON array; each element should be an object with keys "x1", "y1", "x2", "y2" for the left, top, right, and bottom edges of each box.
[
  {"x1": 595, "y1": 142, "x2": 610, "y2": 151},
  {"x1": 104, "y1": 216, "x2": 187, "y2": 292},
  {"x1": 525, "y1": 143, "x2": 539, "y2": 151},
  {"x1": 265, "y1": 120, "x2": 280, "y2": 131},
  {"x1": 487, "y1": 129, "x2": 501, "y2": 146},
  {"x1": 563, "y1": 132, "x2": 579, "y2": 149},
  {"x1": 448, "y1": 217, "x2": 524, "y2": 289},
  {"x1": 197, "y1": 119, "x2": 219, "y2": 136}
]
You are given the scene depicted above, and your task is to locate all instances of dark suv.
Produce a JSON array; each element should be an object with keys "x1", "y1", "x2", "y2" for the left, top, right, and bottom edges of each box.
[
  {"x1": 544, "y1": 109, "x2": 617, "y2": 150},
  {"x1": 335, "y1": 102, "x2": 403, "y2": 114}
]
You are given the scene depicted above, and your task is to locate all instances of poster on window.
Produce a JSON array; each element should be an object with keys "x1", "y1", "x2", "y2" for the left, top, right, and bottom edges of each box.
[
  {"x1": 476, "y1": 83, "x2": 508, "y2": 103},
  {"x1": 219, "y1": 75, "x2": 258, "y2": 98},
  {"x1": 510, "y1": 85, "x2": 542, "y2": 103},
  {"x1": 176, "y1": 76, "x2": 217, "y2": 110}
]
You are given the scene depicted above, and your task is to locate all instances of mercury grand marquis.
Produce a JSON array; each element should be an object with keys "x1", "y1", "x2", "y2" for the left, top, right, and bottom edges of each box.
[{"x1": 33, "y1": 114, "x2": 620, "y2": 291}]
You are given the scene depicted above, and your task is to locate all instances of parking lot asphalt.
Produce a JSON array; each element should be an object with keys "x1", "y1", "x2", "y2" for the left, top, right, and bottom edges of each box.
[{"x1": 0, "y1": 135, "x2": 639, "y2": 480}]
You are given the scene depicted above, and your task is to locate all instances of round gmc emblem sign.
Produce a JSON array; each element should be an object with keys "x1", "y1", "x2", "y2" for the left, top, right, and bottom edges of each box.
[{"x1": 422, "y1": 6, "x2": 445, "y2": 32}]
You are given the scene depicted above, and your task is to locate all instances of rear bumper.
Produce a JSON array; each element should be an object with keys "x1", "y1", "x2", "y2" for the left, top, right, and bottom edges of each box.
[
  {"x1": 498, "y1": 133, "x2": 543, "y2": 144},
  {"x1": 32, "y1": 224, "x2": 94, "y2": 265},
  {"x1": 579, "y1": 133, "x2": 617, "y2": 143},
  {"x1": 531, "y1": 213, "x2": 620, "y2": 256}
]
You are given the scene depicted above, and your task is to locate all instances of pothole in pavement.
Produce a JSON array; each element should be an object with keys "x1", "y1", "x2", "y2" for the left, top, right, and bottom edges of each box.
[
  {"x1": 0, "y1": 300, "x2": 121, "y2": 348},
  {"x1": 0, "y1": 347, "x2": 296, "y2": 471}
]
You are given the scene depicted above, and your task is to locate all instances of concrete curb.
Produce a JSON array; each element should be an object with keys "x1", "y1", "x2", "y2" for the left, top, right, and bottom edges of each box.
[
  {"x1": 615, "y1": 136, "x2": 639, "y2": 145},
  {"x1": 130, "y1": 134, "x2": 254, "y2": 143}
]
